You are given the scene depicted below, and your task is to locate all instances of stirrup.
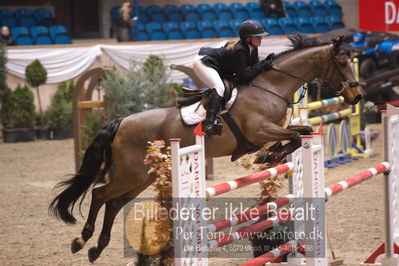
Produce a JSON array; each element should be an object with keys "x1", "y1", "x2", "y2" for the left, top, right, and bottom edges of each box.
[{"x1": 204, "y1": 123, "x2": 222, "y2": 136}]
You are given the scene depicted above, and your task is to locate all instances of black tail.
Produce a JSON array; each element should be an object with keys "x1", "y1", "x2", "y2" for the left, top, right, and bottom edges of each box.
[{"x1": 49, "y1": 118, "x2": 123, "y2": 224}]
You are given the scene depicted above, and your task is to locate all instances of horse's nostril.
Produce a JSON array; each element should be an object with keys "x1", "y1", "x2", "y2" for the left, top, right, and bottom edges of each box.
[{"x1": 355, "y1": 94, "x2": 362, "y2": 102}]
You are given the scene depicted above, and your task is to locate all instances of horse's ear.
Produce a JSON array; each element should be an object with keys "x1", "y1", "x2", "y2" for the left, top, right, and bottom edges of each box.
[{"x1": 332, "y1": 35, "x2": 344, "y2": 53}]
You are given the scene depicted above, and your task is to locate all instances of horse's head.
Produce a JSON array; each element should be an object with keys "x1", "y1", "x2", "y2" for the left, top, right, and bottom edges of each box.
[{"x1": 321, "y1": 36, "x2": 364, "y2": 105}]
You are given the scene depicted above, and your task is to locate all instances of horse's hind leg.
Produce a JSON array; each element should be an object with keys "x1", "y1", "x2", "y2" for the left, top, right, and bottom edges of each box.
[
  {"x1": 71, "y1": 182, "x2": 134, "y2": 254},
  {"x1": 88, "y1": 177, "x2": 155, "y2": 263}
]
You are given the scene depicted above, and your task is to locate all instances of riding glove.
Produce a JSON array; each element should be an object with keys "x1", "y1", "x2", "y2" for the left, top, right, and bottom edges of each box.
[{"x1": 261, "y1": 60, "x2": 273, "y2": 70}]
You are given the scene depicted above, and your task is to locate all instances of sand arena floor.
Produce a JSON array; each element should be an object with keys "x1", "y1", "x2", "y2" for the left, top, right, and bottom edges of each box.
[{"x1": 0, "y1": 123, "x2": 387, "y2": 266}]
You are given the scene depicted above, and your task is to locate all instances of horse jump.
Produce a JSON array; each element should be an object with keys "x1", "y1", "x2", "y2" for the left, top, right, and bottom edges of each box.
[{"x1": 171, "y1": 104, "x2": 399, "y2": 265}]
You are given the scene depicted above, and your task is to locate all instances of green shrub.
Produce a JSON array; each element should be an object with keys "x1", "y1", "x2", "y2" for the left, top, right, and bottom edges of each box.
[
  {"x1": 101, "y1": 68, "x2": 143, "y2": 121},
  {"x1": 82, "y1": 111, "x2": 104, "y2": 151},
  {"x1": 0, "y1": 85, "x2": 36, "y2": 128},
  {"x1": 0, "y1": 43, "x2": 7, "y2": 103},
  {"x1": 129, "y1": 55, "x2": 176, "y2": 111},
  {"x1": 25, "y1": 59, "x2": 48, "y2": 126},
  {"x1": 53, "y1": 80, "x2": 74, "y2": 103},
  {"x1": 25, "y1": 59, "x2": 47, "y2": 88},
  {"x1": 100, "y1": 55, "x2": 177, "y2": 121},
  {"x1": 45, "y1": 99, "x2": 72, "y2": 131},
  {"x1": 44, "y1": 81, "x2": 74, "y2": 131}
]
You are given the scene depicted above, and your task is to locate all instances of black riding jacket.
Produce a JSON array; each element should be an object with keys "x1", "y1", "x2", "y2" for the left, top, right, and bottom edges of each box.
[{"x1": 198, "y1": 40, "x2": 268, "y2": 84}]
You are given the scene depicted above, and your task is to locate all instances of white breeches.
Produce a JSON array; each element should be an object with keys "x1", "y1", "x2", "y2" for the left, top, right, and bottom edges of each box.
[{"x1": 193, "y1": 55, "x2": 225, "y2": 97}]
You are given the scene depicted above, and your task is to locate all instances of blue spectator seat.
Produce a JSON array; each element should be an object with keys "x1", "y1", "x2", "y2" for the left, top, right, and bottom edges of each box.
[
  {"x1": 163, "y1": 22, "x2": 184, "y2": 40},
  {"x1": 31, "y1": 26, "x2": 49, "y2": 39},
  {"x1": 33, "y1": 8, "x2": 53, "y2": 23},
  {"x1": 309, "y1": 0, "x2": 328, "y2": 17},
  {"x1": 0, "y1": 9, "x2": 13, "y2": 19},
  {"x1": 37, "y1": 17, "x2": 55, "y2": 27},
  {"x1": 145, "y1": 5, "x2": 161, "y2": 16},
  {"x1": 262, "y1": 18, "x2": 284, "y2": 35},
  {"x1": 150, "y1": 13, "x2": 166, "y2": 23},
  {"x1": 14, "y1": 8, "x2": 33, "y2": 20},
  {"x1": 328, "y1": 15, "x2": 345, "y2": 30},
  {"x1": 133, "y1": 5, "x2": 145, "y2": 16},
  {"x1": 16, "y1": 35, "x2": 33, "y2": 45},
  {"x1": 134, "y1": 24, "x2": 150, "y2": 41},
  {"x1": 246, "y1": 2, "x2": 264, "y2": 20},
  {"x1": 230, "y1": 2, "x2": 250, "y2": 20},
  {"x1": 136, "y1": 14, "x2": 149, "y2": 24},
  {"x1": 19, "y1": 17, "x2": 36, "y2": 29},
  {"x1": 1, "y1": 18, "x2": 17, "y2": 29},
  {"x1": 229, "y1": 19, "x2": 243, "y2": 37},
  {"x1": 197, "y1": 20, "x2": 218, "y2": 38},
  {"x1": 35, "y1": 35, "x2": 53, "y2": 45},
  {"x1": 145, "y1": 22, "x2": 167, "y2": 40},
  {"x1": 198, "y1": 3, "x2": 218, "y2": 21},
  {"x1": 145, "y1": 5, "x2": 166, "y2": 23},
  {"x1": 110, "y1": 6, "x2": 121, "y2": 21},
  {"x1": 213, "y1": 20, "x2": 234, "y2": 37},
  {"x1": 283, "y1": 1, "x2": 297, "y2": 17},
  {"x1": 49, "y1": 25, "x2": 68, "y2": 38},
  {"x1": 180, "y1": 4, "x2": 201, "y2": 22},
  {"x1": 163, "y1": 5, "x2": 184, "y2": 22},
  {"x1": 294, "y1": 17, "x2": 314, "y2": 33},
  {"x1": 293, "y1": 1, "x2": 312, "y2": 18},
  {"x1": 310, "y1": 16, "x2": 330, "y2": 33},
  {"x1": 180, "y1": 21, "x2": 201, "y2": 39},
  {"x1": 54, "y1": 34, "x2": 71, "y2": 44},
  {"x1": 324, "y1": 0, "x2": 343, "y2": 17},
  {"x1": 214, "y1": 3, "x2": 234, "y2": 20},
  {"x1": 278, "y1": 17, "x2": 298, "y2": 34},
  {"x1": 11, "y1": 27, "x2": 30, "y2": 39}
]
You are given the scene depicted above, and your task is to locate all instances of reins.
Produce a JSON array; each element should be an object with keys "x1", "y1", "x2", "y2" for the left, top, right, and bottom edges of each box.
[{"x1": 251, "y1": 49, "x2": 361, "y2": 106}]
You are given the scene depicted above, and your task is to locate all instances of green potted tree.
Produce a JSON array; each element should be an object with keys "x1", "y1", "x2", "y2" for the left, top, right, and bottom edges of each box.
[
  {"x1": 25, "y1": 59, "x2": 49, "y2": 139},
  {"x1": 0, "y1": 85, "x2": 36, "y2": 142},
  {"x1": 0, "y1": 43, "x2": 7, "y2": 104},
  {"x1": 45, "y1": 81, "x2": 74, "y2": 139}
]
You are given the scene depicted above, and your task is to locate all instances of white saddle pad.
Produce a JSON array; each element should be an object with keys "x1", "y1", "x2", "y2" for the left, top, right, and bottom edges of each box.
[{"x1": 181, "y1": 88, "x2": 238, "y2": 126}]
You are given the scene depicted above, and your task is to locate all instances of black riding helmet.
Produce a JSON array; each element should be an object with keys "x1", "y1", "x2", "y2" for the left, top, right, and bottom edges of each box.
[{"x1": 239, "y1": 20, "x2": 269, "y2": 40}]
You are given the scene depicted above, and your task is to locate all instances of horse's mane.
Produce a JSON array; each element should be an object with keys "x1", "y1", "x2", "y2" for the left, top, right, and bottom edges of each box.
[{"x1": 275, "y1": 32, "x2": 330, "y2": 58}]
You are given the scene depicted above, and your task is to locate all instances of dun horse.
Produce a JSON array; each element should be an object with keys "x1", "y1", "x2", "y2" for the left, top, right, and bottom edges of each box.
[{"x1": 49, "y1": 33, "x2": 364, "y2": 262}]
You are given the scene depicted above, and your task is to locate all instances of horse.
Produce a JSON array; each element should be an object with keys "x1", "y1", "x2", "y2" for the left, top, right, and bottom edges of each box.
[{"x1": 49, "y1": 33, "x2": 364, "y2": 262}]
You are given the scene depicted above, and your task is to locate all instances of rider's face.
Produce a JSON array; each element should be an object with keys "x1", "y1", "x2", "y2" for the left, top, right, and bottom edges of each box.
[{"x1": 248, "y1": 36, "x2": 262, "y2": 47}]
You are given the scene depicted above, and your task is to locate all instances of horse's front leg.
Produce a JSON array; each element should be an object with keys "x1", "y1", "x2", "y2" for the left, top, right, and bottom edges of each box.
[
  {"x1": 287, "y1": 124, "x2": 313, "y2": 135},
  {"x1": 248, "y1": 122, "x2": 302, "y2": 163}
]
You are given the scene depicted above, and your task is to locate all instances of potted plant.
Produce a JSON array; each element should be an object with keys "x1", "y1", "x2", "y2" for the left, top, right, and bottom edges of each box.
[
  {"x1": 0, "y1": 43, "x2": 7, "y2": 103},
  {"x1": 25, "y1": 59, "x2": 49, "y2": 139},
  {"x1": 363, "y1": 101, "x2": 379, "y2": 124},
  {"x1": 44, "y1": 81, "x2": 74, "y2": 139},
  {"x1": 0, "y1": 85, "x2": 36, "y2": 142}
]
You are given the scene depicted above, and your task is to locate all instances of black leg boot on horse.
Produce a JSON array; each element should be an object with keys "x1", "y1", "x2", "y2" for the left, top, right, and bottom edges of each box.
[{"x1": 204, "y1": 89, "x2": 223, "y2": 136}]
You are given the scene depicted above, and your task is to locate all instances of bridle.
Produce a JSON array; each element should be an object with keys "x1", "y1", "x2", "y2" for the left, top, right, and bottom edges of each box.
[
  {"x1": 250, "y1": 47, "x2": 361, "y2": 106},
  {"x1": 322, "y1": 49, "x2": 360, "y2": 96}
]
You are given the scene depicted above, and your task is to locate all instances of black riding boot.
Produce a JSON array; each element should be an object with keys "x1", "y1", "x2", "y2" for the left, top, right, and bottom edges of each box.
[{"x1": 204, "y1": 89, "x2": 223, "y2": 136}]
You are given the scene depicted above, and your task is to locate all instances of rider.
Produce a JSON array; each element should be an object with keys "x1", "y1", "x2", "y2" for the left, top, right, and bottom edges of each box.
[{"x1": 193, "y1": 20, "x2": 273, "y2": 136}]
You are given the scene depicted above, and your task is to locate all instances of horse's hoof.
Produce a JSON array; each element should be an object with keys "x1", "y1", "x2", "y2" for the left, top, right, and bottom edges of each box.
[
  {"x1": 71, "y1": 238, "x2": 84, "y2": 254},
  {"x1": 254, "y1": 152, "x2": 271, "y2": 164},
  {"x1": 88, "y1": 247, "x2": 100, "y2": 263}
]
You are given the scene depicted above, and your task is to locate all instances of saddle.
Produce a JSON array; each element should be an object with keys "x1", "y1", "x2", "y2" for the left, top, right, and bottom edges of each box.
[
  {"x1": 177, "y1": 79, "x2": 235, "y2": 108},
  {"x1": 178, "y1": 81, "x2": 260, "y2": 161}
]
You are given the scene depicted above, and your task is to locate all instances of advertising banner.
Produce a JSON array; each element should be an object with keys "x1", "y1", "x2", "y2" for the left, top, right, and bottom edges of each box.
[{"x1": 359, "y1": 0, "x2": 399, "y2": 31}]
